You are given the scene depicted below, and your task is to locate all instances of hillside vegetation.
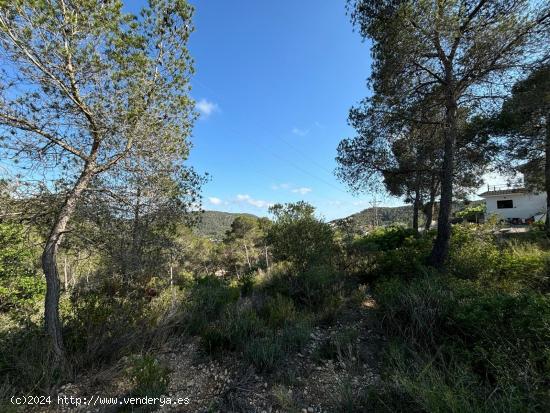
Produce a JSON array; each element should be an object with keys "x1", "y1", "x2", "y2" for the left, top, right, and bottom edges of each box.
[
  {"x1": 1, "y1": 204, "x2": 549, "y2": 412},
  {"x1": 192, "y1": 211, "x2": 259, "y2": 240},
  {"x1": 0, "y1": 1, "x2": 549, "y2": 412}
]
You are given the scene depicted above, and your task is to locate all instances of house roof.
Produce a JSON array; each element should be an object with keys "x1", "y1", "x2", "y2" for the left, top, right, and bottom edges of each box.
[{"x1": 478, "y1": 187, "x2": 529, "y2": 197}]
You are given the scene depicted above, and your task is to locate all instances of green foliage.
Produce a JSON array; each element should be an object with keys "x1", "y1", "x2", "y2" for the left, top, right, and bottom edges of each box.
[
  {"x1": 317, "y1": 327, "x2": 359, "y2": 362},
  {"x1": 260, "y1": 293, "x2": 297, "y2": 328},
  {"x1": 0, "y1": 326, "x2": 63, "y2": 395},
  {"x1": 353, "y1": 225, "x2": 419, "y2": 252},
  {"x1": 0, "y1": 224, "x2": 34, "y2": 279},
  {"x1": 371, "y1": 226, "x2": 550, "y2": 412},
  {"x1": 192, "y1": 211, "x2": 259, "y2": 240},
  {"x1": 126, "y1": 355, "x2": 170, "y2": 398},
  {"x1": 268, "y1": 202, "x2": 336, "y2": 271},
  {"x1": 455, "y1": 203, "x2": 486, "y2": 222},
  {"x1": 243, "y1": 335, "x2": 284, "y2": 372},
  {"x1": 201, "y1": 304, "x2": 265, "y2": 353},
  {"x1": 183, "y1": 276, "x2": 239, "y2": 334},
  {"x1": 0, "y1": 224, "x2": 42, "y2": 316},
  {"x1": 263, "y1": 265, "x2": 343, "y2": 311}
]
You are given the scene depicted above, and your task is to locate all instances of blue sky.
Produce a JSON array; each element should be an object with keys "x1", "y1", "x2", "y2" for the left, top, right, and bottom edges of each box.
[{"x1": 177, "y1": 0, "x2": 395, "y2": 220}]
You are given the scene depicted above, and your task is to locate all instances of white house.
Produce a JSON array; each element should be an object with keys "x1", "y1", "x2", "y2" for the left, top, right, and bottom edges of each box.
[{"x1": 479, "y1": 186, "x2": 546, "y2": 223}]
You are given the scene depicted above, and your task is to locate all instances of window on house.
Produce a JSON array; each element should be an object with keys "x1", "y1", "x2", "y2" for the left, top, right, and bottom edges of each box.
[{"x1": 497, "y1": 200, "x2": 513, "y2": 209}]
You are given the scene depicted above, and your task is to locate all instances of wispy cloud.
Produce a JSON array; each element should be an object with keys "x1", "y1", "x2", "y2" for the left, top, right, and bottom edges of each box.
[
  {"x1": 291, "y1": 127, "x2": 310, "y2": 137},
  {"x1": 236, "y1": 194, "x2": 272, "y2": 209},
  {"x1": 196, "y1": 98, "x2": 219, "y2": 118},
  {"x1": 291, "y1": 187, "x2": 312, "y2": 195},
  {"x1": 271, "y1": 183, "x2": 291, "y2": 190},
  {"x1": 208, "y1": 196, "x2": 222, "y2": 205},
  {"x1": 272, "y1": 183, "x2": 312, "y2": 196}
]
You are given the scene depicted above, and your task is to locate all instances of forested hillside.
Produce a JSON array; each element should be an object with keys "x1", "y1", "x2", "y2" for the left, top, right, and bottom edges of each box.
[{"x1": 193, "y1": 211, "x2": 259, "y2": 240}]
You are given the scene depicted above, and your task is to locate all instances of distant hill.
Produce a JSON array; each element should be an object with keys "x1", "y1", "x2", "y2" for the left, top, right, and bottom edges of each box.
[
  {"x1": 193, "y1": 210, "x2": 258, "y2": 240},
  {"x1": 332, "y1": 200, "x2": 484, "y2": 232},
  {"x1": 332, "y1": 205, "x2": 415, "y2": 230}
]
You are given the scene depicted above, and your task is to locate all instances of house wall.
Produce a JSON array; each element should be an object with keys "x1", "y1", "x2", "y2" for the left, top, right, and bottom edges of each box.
[{"x1": 485, "y1": 192, "x2": 546, "y2": 220}]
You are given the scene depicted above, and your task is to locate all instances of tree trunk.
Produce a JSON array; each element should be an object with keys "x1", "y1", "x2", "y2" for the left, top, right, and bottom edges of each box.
[
  {"x1": 63, "y1": 256, "x2": 68, "y2": 291},
  {"x1": 412, "y1": 170, "x2": 422, "y2": 233},
  {"x1": 429, "y1": 90, "x2": 457, "y2": 268},
  {"x1": 264, "y1": 244, "x2": 269, "y2": 273},
  {"x1": 546, "y1": 111, "x2": 550, "y2": 234},
  {"x1": 42, "y1": 165, "x2": 94, "y2": 360},
  {"x1": 424, "y1": 176, "x2": 438, "y2": 231},
  {"x1": 244, "y1": 243, "x2": 251, "y2": 270},
  {"x1": 131, "y1": 187, "x2": 142, "y2": 275}
]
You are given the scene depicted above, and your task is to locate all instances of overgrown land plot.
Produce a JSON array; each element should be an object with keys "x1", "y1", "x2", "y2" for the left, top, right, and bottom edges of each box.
[{"x1": 1, "y1": 0, "x2": 549, "y2": 413}]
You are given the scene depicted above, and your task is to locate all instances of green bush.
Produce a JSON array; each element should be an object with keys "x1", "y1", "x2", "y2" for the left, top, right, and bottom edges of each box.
[
  {"x1": 353, "y1": 226, "x2": 419, "y2": 253},
  {"x1": 201, "y1": 304, "x2": 265, "y2": 353},
  {"x1": 0, "y1": 325, "x2": 63, "y2": 396},
  {"x1": 243, "y1": 334, "x2": 284, "y2": 372},
  {"x1": 373, "y1": 272, "x2": 550, "y2": 411},
  {"x1": 260, "y1": 293, "x2": 297, "y2": 328},
  {"x1": 126, "y1": 354, "x2": 170, "y2": 398},
  {"x1": 362, "y1": 234, "x2": 432, "y2": 281},
  {"x1": 264, "y1": 265, "x2": 342, "y2": 311},
  {"x1": 267, "y1": 202, "x2": 336, "y2": 271},
  {"x1": 496, "y1": 241, "x2": 550, "y2": 292},
  {"x1": 317, "y1": 327, "x2": 359, "y2": 362},
  {"x1": 279, "y1": 316, "x2": 312, "y2": 352},
  {"x1": 183, "y1": 276, "x2": 239, "y2": 334},
  {"x1": 449, "y1": 224, "x2": 499, "y2": 279}
]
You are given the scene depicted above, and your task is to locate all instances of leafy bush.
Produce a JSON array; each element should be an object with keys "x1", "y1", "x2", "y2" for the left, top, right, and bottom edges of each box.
[
  {"x1": 267, "y1": 202, "x2": 336, "y2": 271},
  {"x1": 183, "y1": 276, "x2": 239, "y2": 334},
  {"x1": 263, "y1": 264, "x2": 342, "y2": 311},
  {"x1": 373, "y1": 273, "x2": 550, "y2": 411},
  {"x1": 243, "y1": 335, "x2": 284, "y2": 372},
  {"x1": 126, "y1": 354, "x2": 170, "y2": 398},
  {"x1": 201, "y1": 304, "x2": 265, "y2": 353},
  {"x1": 496, "y1": 241, "x2": 550, "y2": 291},
  {"x1": 353, "y1": 226, "x2": 419, "y2": 253},
  {"x1": 0, "y1": 224, "x2": 42, "y2": 316},
  {"x1": 0, "y1": 325, "x2": 63, "y2": 396},
  {"x1": 260, "y1": 293, "x2": 297, "y2": 328}
]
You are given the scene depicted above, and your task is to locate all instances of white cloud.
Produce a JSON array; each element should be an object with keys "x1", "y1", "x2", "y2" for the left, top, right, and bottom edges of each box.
[
  {"x1": 196, "y1": 99, "x2": 219, "y2": 117},
  {"x1": 236, "y1": 194, "x2": 272, "y2": 209},
  {"x1": 291, "y1": 127, "x2": 310, "y2": 137},
  {"x1": 271, "y1": 183, "x2": 290, "y2": 190},
  {"x1": 208, "y1": 196, "x2": 222, "y2": 205},
  {"x1": 291, "y1": 187, "x2": 312, "y2": 195}
]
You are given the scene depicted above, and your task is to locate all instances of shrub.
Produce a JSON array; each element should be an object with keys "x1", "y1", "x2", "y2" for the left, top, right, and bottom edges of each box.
[
  {"x1": 317, "y1": 327, "x2": 359, "y2": 362},
  {"x1": 496, "y1": 241, "x2": 550, "y2": 292},
  {"x1": 449, "y1": 224, "x2": 499, "y2": 279},
  {"x1": 373, "y1": 271, "x2": 550, "y2": 411},
  {"x1": 201, "y1": 304, "x2": 265, "y2": 353},
  {"x1": 126, "y1": 354, "x2": 170, "y2": 398},
  {"x1": 260, "y1": 293, "x2": 297, "y2": 328},
  {"x1": 267, "y1": 202, "x2": 336, "y2": 271},
  {"x1": 0, "y1": 325, "x2": 64, "y2": 396},
  {"x1": 279, "y1": 316, "x2": 312, "y2": 352},
  {"x1": 263, "y1": 265, "x2": 342, "y2": 311},
  {"x1": 243, "y1": 334, "x2": 284, "y2": 372},
  {"x1": 183, "y1": 276, "x2": 239, "y2": 334},
  {"x1": 363, "y1": 234, "x2": 432, "y2": 281},
  {"x1": 374, "y1": 274, "x2": 451, "y2": 348},
  {"x1": 353, "y1": 225, "x2": 419, "y2": 253}
]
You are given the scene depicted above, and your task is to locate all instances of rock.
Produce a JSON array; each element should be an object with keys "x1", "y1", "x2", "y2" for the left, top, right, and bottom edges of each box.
[{"x1": 308, "y1": 408, "x2": 314, "y2": 413}]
